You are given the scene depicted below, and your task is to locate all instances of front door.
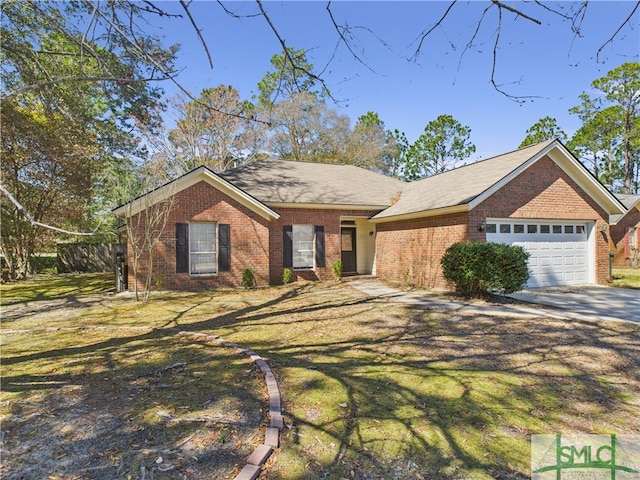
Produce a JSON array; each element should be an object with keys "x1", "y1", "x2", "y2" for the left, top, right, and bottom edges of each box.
[{"x1": 341, "y1": 227, "x2": 357, "y2": 273}]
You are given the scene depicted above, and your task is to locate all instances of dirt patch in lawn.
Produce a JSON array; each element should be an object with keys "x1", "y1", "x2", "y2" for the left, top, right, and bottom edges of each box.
[{"x1": 1, "y1": 301, "x2": 267, "y2": 479}]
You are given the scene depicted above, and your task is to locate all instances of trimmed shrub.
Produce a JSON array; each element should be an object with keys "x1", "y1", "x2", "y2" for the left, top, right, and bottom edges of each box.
[
  {"x1": 241, "y1": 268, "x2": 255, "y2": 288},
  {"x1": 332, "y1": 260, "x2": 343, "y2": 280},
  {"x1": 282, "y1": 268, "x2": 292, "y2": 285},
  {"x1": 441, "y1": 242, "x2": 530, "y2": 296}
]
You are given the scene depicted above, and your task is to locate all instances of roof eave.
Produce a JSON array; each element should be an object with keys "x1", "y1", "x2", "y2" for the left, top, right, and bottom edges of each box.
[
  {"x1": 113, "y1": 166, "x2": 280, "y2": 221},
  {"x1": 266, "y1": 202, "x2": 391, "y2": 211},
  {"x1": 370, "y1": 204, "x2": 469, "y2": 224},
  {"x1": 610, "y1": 203, "x2": 640, "y2": 225}
]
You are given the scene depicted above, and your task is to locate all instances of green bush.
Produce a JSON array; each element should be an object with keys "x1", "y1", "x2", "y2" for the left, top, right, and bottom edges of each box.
[
  {"x1": 241, "y1": 268, "x2": 255, "y2": 289},
  {"x1": 30, "y1": 254, "x2": 58, "y2": 274},
  {"x1": 332, "y1": 260, "x2": 343, "y2": 280},
  {"x1": 282, "y1": 268, "x2": 292, "y2": 285},
  {"x1": 441, "y1": 242, "x2": 529, "y2": 297}
]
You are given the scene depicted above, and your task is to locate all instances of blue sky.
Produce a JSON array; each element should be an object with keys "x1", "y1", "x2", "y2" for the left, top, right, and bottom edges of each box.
[{"x1": 152, "y1": 1, "x2": 639, "y2": 160}]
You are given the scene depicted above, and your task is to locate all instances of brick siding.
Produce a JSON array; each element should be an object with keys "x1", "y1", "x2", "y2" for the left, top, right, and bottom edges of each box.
[
  {"x1": 471, "y1": 156, "x2": 612, "y2": 284},
  {"x1": 126, "y1": 179, "x2": 381, "y2": 290},
  {"x1": 127, "y1": 155, "x2": 615, "y2": 291},
  {"x1": 375, "y1": 213, "x2": 468, "y2": 290},
  {"x1": 610, "y1": 208, "x2": 640, "y2": 267},
  {"x1": 268, "y1": 208, "x2": 380, "y2": 285},
  {"x1": 127, "y1": 180, "x2": 270, "y2": 291}
]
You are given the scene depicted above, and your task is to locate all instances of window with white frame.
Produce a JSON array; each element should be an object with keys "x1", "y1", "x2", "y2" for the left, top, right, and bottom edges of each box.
[
  {"x1": 631, "y1": 227, "x2": 637, "y2": 247},
  {"x1": 190, "y1": 222, "x2": 217, "y2": 275},
  {"x1": 292, "y1": 225, "x2": 314, "y2": 269}
]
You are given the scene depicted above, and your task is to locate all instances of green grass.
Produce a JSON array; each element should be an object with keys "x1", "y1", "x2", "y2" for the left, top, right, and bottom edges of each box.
[
  {"x1": 1, "y1": 272, "x2": 113, "y2": 304},
  {"x1": 2, "y1": 274, "x2": 639, "y2": 479},
  {"x1": 610, "y1": 267, "x2": 640, "y2": 289}
]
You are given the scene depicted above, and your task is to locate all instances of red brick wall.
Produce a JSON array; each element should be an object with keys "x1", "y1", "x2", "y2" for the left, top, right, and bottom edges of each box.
[
  {"x1": 470, "y1": 156, "x2": 612, "y2": 284},
  {"x1": 126, "y1": 181, "x2": 381, "y2": 290},
  {"x1": 375, "y1": 213, "x2": 468, "y2": 289},
  {"x1": 610, "y1": 208, "x2": 640, "y2": 267},
  {"x1": 269, "y1": 208, "x2": 380, "y2": 284},
  {"x1": 126, "y1": 180, "x2": 270, "y2": 291}
]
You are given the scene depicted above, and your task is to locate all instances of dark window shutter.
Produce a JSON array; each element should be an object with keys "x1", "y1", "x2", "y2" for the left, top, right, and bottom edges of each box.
[
  {"x1": 219, "y1": 224, "x2": 231, "y2": 271},
  {"x1": 315, "y1": 225, "x2": 325, "y2": 267},
  {"x1": 176, "y1": 223, "x2": 189, "y2": 273},
  {"x1": 283, "y1": 225, "x2": 293, "y2": 268}
]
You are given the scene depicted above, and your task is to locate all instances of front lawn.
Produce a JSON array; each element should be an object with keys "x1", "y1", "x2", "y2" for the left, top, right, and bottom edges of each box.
[
  {"x1": 610, "y1": 267, "x2": 640, "y2": 289},
  {"x1": 2, "y1": 275, "x2": 639, "y2": 479}
]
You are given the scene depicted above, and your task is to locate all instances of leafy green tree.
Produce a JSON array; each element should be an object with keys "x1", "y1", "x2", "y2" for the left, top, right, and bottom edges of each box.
[
  {"x1": 1, "y1": 102, "x2": 99, "y2": 278},
  {"x1": 570, "y1": 62, "x2": 640, "y2": 193},
  {"x1": 0, "y1": 0, "x2": 178, "y2": 278},
  {"x1": 256, "y1": 48, "x2": 346, "y2": 162},
  {"x1": 403, "y1": 114, "x2": 476, "y2": 180},
  {"x1": 592, "y1": 62, "x2": 640, "y2": 193},
  {"x1": 257, "y1": 47, "x2": 323, "y2": 107},
  {"x1": 568, "y1": 103, "x2": 622, "y2": 189},
  {"x1": 344, "y1": 112, "x2": 403, "y2": 175},
  {"x1": 519, "y1": 117, "x2": 567, "y2": 148}
]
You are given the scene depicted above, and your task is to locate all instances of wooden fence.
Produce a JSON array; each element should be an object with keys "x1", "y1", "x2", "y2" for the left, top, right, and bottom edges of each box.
[{"x1": 57, "y1": 243, "x2": 126, "y2": 273}]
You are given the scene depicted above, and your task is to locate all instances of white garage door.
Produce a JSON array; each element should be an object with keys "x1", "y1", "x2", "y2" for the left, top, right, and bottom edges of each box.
[{"x1": 486, "y1": 220, "x2": 591, "y2": 288}]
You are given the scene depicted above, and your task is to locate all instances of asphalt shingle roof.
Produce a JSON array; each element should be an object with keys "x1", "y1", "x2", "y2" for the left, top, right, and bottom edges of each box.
[
  {"x1": 220, "y1": 159, "x2": 406, "y2": 207},
  {"x1": 372, "y1": 139, "x2": 556, "y2": 219},
  {"x1": 610, "y1": 193, "x2": 640, "y2": 224}
]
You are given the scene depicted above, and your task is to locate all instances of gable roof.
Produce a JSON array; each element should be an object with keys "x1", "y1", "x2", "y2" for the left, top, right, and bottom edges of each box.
[
  {"x1": 610, "y1": 193, "x2": 640, "y2": 225},
  {"x1": 220, "y1": 159, "x2": 405, "y2": 209},
  {"x1": 114, "y1": 140, "x2": 625, "y2": 225},
  {"x1": 112, "y1": 166, "x2": 280, "y2": 221},
  {"x1": 372, "y1": 139, "x2": 626, "y2": 222}
]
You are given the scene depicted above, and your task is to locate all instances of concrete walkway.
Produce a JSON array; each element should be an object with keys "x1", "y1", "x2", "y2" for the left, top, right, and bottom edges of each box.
[{"x1": 346, "y1": 279, "x2": 640, "y2": 325}]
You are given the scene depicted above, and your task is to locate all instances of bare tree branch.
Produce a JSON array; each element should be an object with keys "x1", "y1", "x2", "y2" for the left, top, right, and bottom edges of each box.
[
  {"x1": 255, "y1": 0, "x2": 334, "y2": 101},
  {"x1": 87, "y1": 0, "x2": 270, "y2": 125},
  {"x1": 411, "y1": 1, "x2": 457, "y2": 62},
  {"x1": 216, "y1": 1, "x2": 261, "y2": 19},
  {"x1": 325, "y1": 1, "x2": 377, "y2": 74},
  {"x1": 489, "y1": 4, "x2": 542, "y2": 104},
  {"x1": 179, "y1": 0, "x2": 213, "y2": 69},
  {"x1": 0, "y1": 184, "x2": 104, "y2": 236},
  {"x1": 139, "y1": 1, "x2": 183, "y2": 18},
  {"x1": 455, "y1": 4, "x2": 493, "y2": 81},
  {"x1": 2, "y1": 76, "x2": 159, "y2": 101},
  {"x1": 491, "y1": 0, "x2": 542, "y2": 25},
  {"x1": 596, "y1": 1, "x2": 640, "y2": 63},
  {"x1": 533, "y1": 1, "x2": 574, "y2": 22}
]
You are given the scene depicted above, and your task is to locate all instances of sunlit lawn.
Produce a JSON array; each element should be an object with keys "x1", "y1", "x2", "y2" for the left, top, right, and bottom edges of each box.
[
  {"x1": 2, "y1": 274, "x2": 639, "y2": 479},
  {"x1": 610, "y1": 267, "x2": 640, "y2": 289}
]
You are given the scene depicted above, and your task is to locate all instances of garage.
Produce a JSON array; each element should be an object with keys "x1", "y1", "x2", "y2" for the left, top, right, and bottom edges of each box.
[{"x1": 485, "y1": 219, "x2": 592, "y2": 288}]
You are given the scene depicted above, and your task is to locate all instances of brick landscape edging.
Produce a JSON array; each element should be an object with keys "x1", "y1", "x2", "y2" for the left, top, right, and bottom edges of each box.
[
  {"x1": 175, "y1": 330, "x2": 282, "y2": 480},
  {"x1": 4, "y1": 326, "x2": 282, "y2": 480}
]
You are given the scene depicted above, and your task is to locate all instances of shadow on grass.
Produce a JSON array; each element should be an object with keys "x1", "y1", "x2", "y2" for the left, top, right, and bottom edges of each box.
[
  {"x1": 179, "y1": 287, "x2": 640, "y2": 479},
  {"x1": 3, "y1": 279, "x2": 640, "y2": 480},
  {"x1": 1, "y1": 273, "x2": 114, "y2": 306}
]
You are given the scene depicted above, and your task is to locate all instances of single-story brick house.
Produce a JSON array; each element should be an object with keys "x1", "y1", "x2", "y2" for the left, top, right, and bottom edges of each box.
[
  {"x1": 610, "y1": 194, "x2": 640, "y2": 268},
  {"x1": 114, "y1": 139, "x2": 626, "y2": 291}
]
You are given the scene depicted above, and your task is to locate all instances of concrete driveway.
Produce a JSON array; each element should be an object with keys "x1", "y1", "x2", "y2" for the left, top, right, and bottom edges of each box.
[
  {"x1": 347, "y1": 279, "x2": 639, "y2": 325},
  {"x1": 508, "y1": 285, "x2": 640, "y2": 324}
]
